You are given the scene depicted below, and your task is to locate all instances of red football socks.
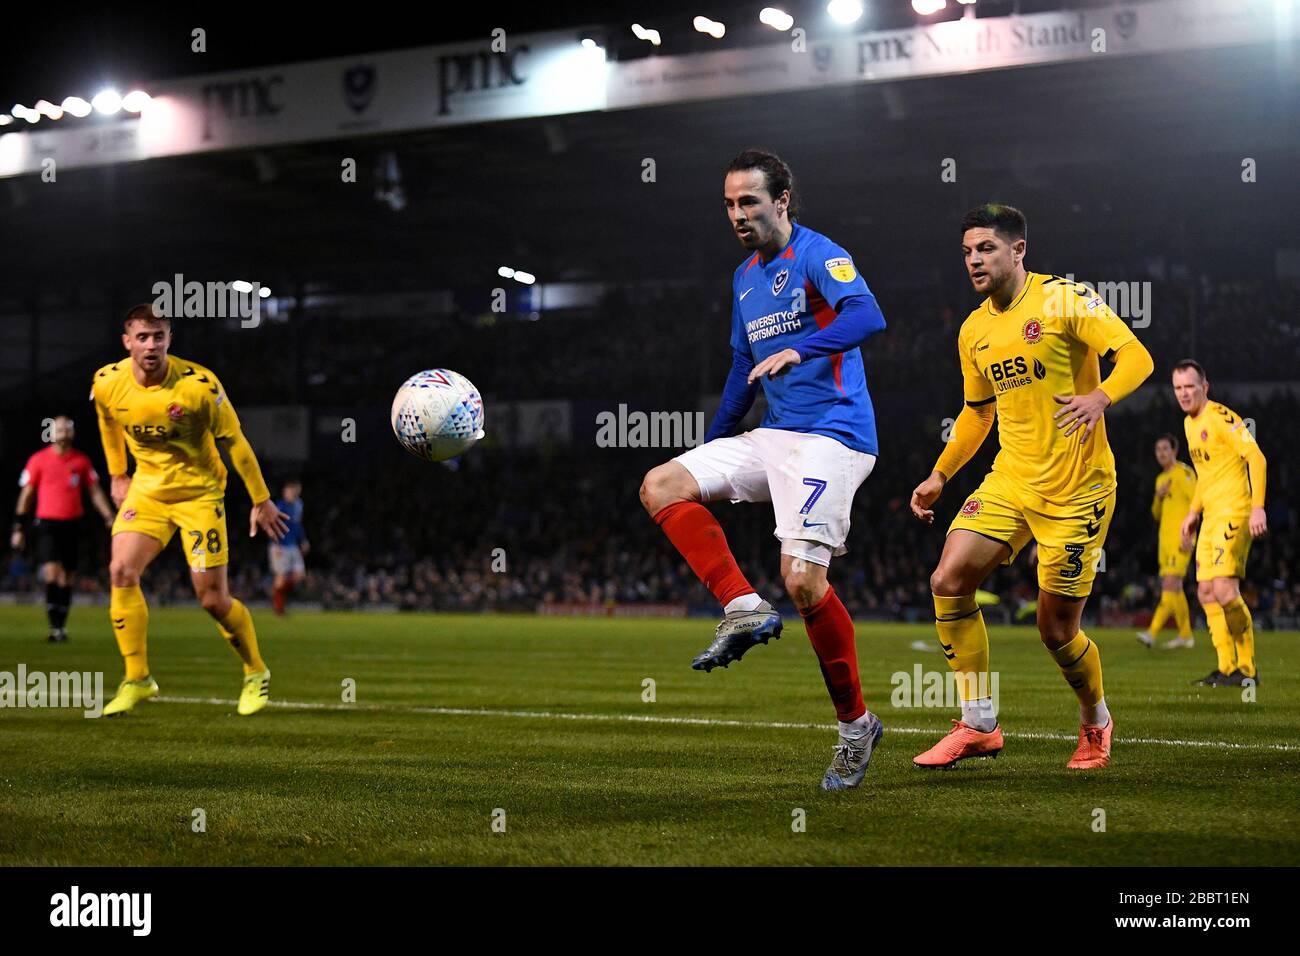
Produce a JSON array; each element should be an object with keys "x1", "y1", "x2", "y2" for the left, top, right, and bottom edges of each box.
[
  {"x1": 801, "y1": 586, "x2": 865, "y2": 722},
  {"x1": 652, "y1": 502, "x2": 755, "y2": 607},
  {"x1": 272, "y1": 582, "x2": 293, "y2": 615}
]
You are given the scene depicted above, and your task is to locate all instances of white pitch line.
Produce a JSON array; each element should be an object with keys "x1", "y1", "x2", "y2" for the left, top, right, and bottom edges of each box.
[{"x1": 155, "y1": 696, "x2": 1300, "y2": 753}]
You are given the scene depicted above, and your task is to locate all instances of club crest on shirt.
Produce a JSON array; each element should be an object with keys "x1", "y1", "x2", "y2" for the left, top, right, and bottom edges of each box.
[
  {"x1": 960, "y1": 498, "x2": 982, "y2": 517},
  {"x1": 122, "y1": 509, "x2": 137, "y2": 522},
  {"x1": 1200, "y1": 429, "x2": 1208, "y2": 442},
  {"x1": 1022, "y1": 318, "x2": 1043, "y2": 344},
  {"x1": 167, "y1": 403, "x2": 186, "y2": 420},
  {"x1": 772, "y1": 269, "x2": 789, "y2": 296},
  {"x1": 825, "y1": 257, "x2": 856, "y2": 282}
]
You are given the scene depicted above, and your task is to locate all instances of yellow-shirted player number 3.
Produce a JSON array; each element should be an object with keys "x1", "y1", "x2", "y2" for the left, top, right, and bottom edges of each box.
[{"x1": 909, "y1": 204, "x2": 1154, "y2": 772}]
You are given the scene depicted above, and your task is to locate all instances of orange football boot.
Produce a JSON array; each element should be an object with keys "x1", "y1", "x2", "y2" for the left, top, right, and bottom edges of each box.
[
  {"x1": 913, "y1": 719, "x2": 1004, "y2": 769},
  {"x1": 1066, "y1": 719, "x2": 1113, "y2": 769}
]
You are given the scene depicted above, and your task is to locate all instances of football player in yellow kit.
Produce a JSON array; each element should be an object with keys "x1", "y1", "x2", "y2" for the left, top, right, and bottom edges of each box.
[
  {"x1": 1173, "y1": 360, "x2": 1268, "y2": 687},
  {"x1": 1135, "y1": 434, "x2": 1197, "y2": 649},
  {"x1": 92, "y1": 304, "x2": 288, "y2": 716},
  {"x1": 910, "y1": 204, "x2": 1153, "y2": 770}
]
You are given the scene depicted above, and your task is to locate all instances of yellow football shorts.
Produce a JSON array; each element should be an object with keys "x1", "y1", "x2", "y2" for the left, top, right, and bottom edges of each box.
[
  {"x1": 112, "y1": 490, "x2": 229, "y2": 571},
  {"x1": 948, "y1": 470, "x2": 1117, "y2": 598},
  {"x1": 1164, "y1": 541, "x2": 1190, "y2": 580},
  {"x1": 1158, "y1": 528, "x2": 1193, "y2": 578},
  {"x1": 1195, "y1": 512, "x2": 1251, "y2": 582}
]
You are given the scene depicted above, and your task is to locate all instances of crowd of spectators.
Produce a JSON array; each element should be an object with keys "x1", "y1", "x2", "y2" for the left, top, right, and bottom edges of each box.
[
  {"x1": 3, "y1": 277, "x2": 1296, "y2": 628},
  {"x1": 145, "y1": 276, "x2": 1299, "y2": 409}
]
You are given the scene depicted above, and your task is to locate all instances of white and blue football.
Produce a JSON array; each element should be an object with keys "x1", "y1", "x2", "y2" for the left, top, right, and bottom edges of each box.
[{"x1": 390, "y1": 369, "x2": 485, "y2": 462}]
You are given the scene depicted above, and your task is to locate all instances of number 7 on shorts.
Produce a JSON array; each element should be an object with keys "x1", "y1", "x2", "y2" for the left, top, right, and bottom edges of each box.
[{"x1": 800, "y1": 478, "x2": 828, "y2": 515}]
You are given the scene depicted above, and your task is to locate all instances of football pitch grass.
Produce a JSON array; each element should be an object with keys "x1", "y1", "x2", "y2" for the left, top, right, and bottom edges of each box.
[{"x1": 2, "y1": 606, "x2": 1297, "y2": 867}]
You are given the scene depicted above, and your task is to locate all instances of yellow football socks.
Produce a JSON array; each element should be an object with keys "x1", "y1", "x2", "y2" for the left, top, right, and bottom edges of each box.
[
  {"x1": 1221, "y1": 597, "x2": 1256, "y2": 679},
  {"x1": 933, "y1": 594, "x2": 990, "y2": 700},
  {"x1": 1202, "y1": 602, "x2": 1236, "y2": 674},
  {"x1": 217, "y1": 598, "x2": 266, "y2": 675},
  {"x1": 1149, "y1": 592, "x2": 1174, "y2": 634},
  {"x1": 1049, "y1": 632, "x2": 1104, "y2": 707},
  {"x1": 110, "y1": 585, "x2": 150, "y2": 681},
  {"x1": 1170, "y1": 590, "x2": 1192, "y2": 638}
]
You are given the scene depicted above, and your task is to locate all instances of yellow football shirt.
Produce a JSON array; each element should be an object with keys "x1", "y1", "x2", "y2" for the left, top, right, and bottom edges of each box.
[
  {"x1": 1152, "y1": 461, "x2": 1197, "y2": 537},
  {"x1": 92, "y1": 354, "x2": 266, "y2": 504},
  {"x1": 1184, "y1": 401, "x2": 1256, "y2": 519},
  {"x1": 955, "y1": 272, "x2": 1141, "y2": 507}
]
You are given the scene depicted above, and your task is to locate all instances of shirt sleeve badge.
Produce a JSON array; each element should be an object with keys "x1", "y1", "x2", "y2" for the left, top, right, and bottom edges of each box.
[{"x1": 824, "y1": 257, "x2": 857, "y2": 282}]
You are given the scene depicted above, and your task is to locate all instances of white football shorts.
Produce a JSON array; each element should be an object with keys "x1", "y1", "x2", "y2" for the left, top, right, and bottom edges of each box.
[
  {"x1": 269, "y1": 543, "x2": 306, "y2": 577},
  {"x1": 674, "y1": 427, "x2": 876, "y2": 567}
]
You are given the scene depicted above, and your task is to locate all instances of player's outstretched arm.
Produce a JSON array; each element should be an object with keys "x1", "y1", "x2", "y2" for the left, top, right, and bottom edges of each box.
[
  {"x1": 748, "y1": 348, "x2": 800, "y2": 383},
  {"x1": 93, "y1": 380, "x2": 132, "y2": 506},
  {"x1": 911, "y1": 402, "x2": 996, "y2": 523},
  {"x1": 705, "y1": 348, "x2": 760, "y2": 442},
  {"x1": 910, "y1": 472, "x2": 947, "y2": 525},
  {"x1": 750, "y1": 294, "x2": 887, "y2": 383},
  {"x1": 249, "y1": 498, "x2": 290, "y2": 541},
  {"x1": 1180, "y1": 484, "x2": 1203, "y2": 549},
  {"x1": 207, "y1": 376, "x2": 287, "y2": 539},
  {"x1": 89, "y1": 483, "x2": 115, "y2": 527},
  {"x1": 1220, "y1": 413, "x2": 1269, "y2": 537},
  {"x1": 792, "y1": 293, "x2": 886, "y2": 361},
  {"x1": 1098, "y1": 339, "x2": 1155, "y2": 405},
  {"x1": 1054, "y1": 330, "x2": 1154, "y2": 439},
  {"x1": 1245, "y1": 445, "x2": 1268, "y2": 538},
  {"x1": 220, "y1": 430, "x2": 288, "y2": 540}
]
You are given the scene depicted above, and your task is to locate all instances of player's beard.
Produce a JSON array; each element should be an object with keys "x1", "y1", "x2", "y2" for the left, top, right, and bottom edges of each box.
[
  {"x1": 980, "y1": 266, "x2": 1015, "y2": 299},
  {"x1": 136, "y1": 352, "x2": 164, "y2": 374}
]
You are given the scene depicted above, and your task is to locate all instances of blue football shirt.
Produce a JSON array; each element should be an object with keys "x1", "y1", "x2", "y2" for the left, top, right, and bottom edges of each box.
[
  {"x1": 730, "y1": 223, "x2": 879, "y2": 455},
  {"x1": 275, "y1": 497, "x2": 305, "y2": 548}
]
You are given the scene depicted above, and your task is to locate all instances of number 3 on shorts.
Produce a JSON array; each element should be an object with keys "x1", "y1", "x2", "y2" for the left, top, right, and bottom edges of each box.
[
  {"x1": 1060, "y1": 543, "x2": 1085, "y2": 580},
  {"x1": 800, "y1": 478, "x2": 828, "y2": 515}
]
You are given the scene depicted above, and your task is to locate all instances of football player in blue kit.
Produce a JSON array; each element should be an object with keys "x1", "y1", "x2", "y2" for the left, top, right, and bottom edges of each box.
[
  {"x1": 269, "y1": 479, "x2": 308, "y2": 615},
  {"x1": 640, "y1": 149, "x2": 888, "y2": 790}
]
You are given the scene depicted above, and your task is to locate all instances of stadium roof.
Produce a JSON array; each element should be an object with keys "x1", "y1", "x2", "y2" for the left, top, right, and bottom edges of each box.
[
  {"x1": 0, "y1": 1, "x2": 1053, "y2": 104},
  {"x1": 4, "y1": 38, "x2": 1295, "y2": 312}
]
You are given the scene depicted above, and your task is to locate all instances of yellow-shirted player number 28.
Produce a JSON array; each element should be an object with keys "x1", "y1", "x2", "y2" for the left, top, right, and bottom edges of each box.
[{"x1": 188, "y1": 527, "x2": 223, "y2": 569}]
